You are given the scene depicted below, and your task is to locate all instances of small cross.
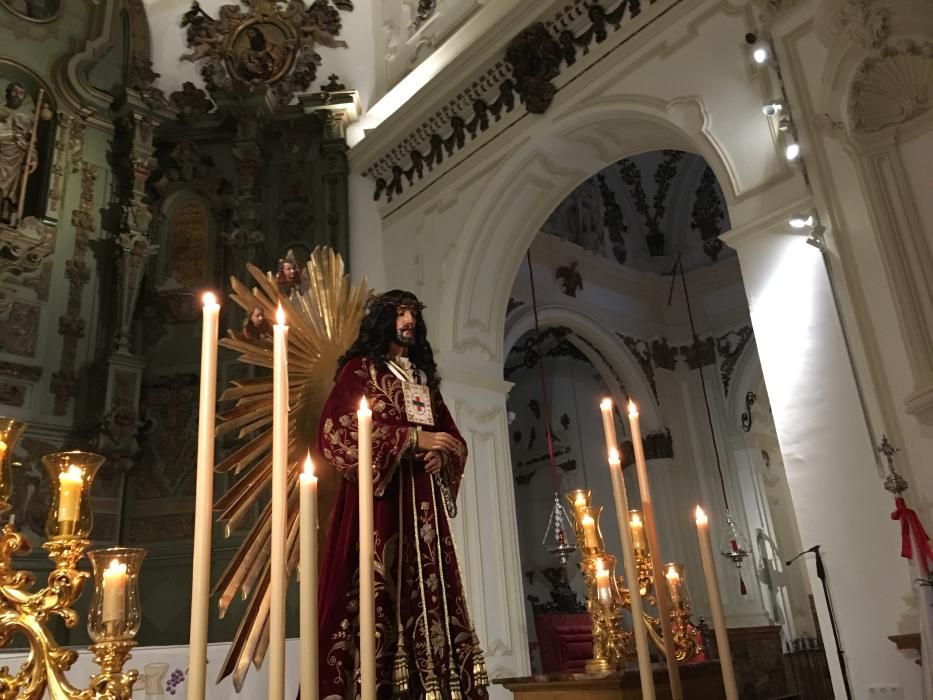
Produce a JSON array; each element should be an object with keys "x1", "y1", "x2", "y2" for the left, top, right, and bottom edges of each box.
[
  {"x1": 877, "y1": 434, "x2": 900, "y2": 471},
  {"x1": 877, "y1": 434, "x2": 908, "y2": 495}
]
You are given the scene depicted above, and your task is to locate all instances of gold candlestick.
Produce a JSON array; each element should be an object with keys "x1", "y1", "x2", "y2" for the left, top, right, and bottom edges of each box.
[{"x1": 0, "y1": 425, "x2": 145, "y2": 700}]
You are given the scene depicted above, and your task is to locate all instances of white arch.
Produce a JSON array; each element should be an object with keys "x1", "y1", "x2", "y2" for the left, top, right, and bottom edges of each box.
[
  {"x1": 504, "y1": 303, "x2": 664, "y2": 430},
  {"x1": 438, "y1": 95, "x2": 742, "y2": 369}
]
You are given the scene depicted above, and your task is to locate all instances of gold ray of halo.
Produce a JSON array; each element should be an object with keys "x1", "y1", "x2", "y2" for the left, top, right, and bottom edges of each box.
[{"x1": 212, "y1": 247, "x2": 369, "y2": 690}]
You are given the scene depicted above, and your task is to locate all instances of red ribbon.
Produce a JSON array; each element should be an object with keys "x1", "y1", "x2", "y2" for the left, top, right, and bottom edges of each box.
[{"x1": 891, "y1": 496, "x2": 933, "y2": 576}]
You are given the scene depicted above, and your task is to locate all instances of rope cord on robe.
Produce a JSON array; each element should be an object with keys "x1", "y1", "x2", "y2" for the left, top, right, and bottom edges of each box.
[
  {"x1": 431, "y1": 475, "x2": 464, "y2": 700},
  {"x1": 435, "y1": 474, "x2": 489, "y2": 689},
  {"x1": 411, "y1": 473, "x2": 442, "y2": 699},
  {"x1": 392, "y1": 476, "x2": 410, "y2": 694}
]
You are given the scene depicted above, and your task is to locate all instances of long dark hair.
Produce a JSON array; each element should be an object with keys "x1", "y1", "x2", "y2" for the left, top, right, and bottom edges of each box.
[{"x1": 337, "y1": 290, "x2": 441, "y2": 390}]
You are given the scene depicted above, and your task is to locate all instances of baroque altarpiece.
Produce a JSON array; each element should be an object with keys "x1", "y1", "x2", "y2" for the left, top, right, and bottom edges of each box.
[{"x1": 0, "y1": 0, "x2": 354, "y2": 645}]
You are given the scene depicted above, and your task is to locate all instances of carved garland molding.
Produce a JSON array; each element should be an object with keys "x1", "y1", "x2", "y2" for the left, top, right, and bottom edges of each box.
[{"x1": 365, "y1": 0, "x2": 683, "y2": 204}]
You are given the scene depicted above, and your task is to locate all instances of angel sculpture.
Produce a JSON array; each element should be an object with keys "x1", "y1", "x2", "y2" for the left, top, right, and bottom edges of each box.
[{"x1": 213, "y1": 247, "x2": 489, "y2": 698}]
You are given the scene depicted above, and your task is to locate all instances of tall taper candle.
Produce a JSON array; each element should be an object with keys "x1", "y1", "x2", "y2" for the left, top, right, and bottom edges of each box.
[
  {"x1": 188, "y1": 291, "x2": 219, "y2": 700},
  {"x1": 628, "y1": 400, "x2": 683, "y2": 700},
  {"x1": 695, "y1": 506, "x2": 739, "y2": 700},
  {"x1": 608, "y1": 446, "x2": 655, "y2": 700},
  {"x1": 357, "y1": 397, "x2": 376, "y2": 699},
  {"x1": 599, "y1": 398, "x2": 619, "y2": 461},
  {"x1": 269, "y1": 304, "x2": 289, "y2": 700},
  {"x1": 300, "y1": 454, "x2": 319, "y2": 700}
]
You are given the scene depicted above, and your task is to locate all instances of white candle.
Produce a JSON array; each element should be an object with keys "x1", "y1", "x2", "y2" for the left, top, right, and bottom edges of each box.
[
  {"x1": 665, "y1": 564, "x2": 682, "y2": 604},
  {"x1": 695, "y1": 506, "x2": 739, "y2": 700},
  {"x1": 599, "y1": 398, "x2": 618, "y2": 461},
  {"x1": 188, "y1": 291, "x2": 219, "y2": 699},
  {"x1": 357, "y1": 397, "x2": 375, "y2": 699},
  {"x1": 581, "y1": 512, "x2": 598, "y2": 549},
  {"x1": 594, "y1": 559, "x2": 612, "y2": 610},
  {"x1": 608, "y1": 447, "x2": 655, "y2": 699},
  {"x1": 102, "y1": 559, "x2": 127, "y2": 624},
  {"x1": 269, "y1": 304, "x2": 288, "y2": 700},
  {"x1": 57, "y1": 465, "x2": 83, "y2": 533},
  {"x1": 300, "y1": 454, "x2": 319, "y2": 700},
  {"x1": 628, "y1": 400, "x2": 682, "y2": 699}
]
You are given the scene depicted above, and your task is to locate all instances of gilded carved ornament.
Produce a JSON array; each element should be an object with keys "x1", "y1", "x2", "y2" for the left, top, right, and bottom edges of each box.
[{"x1": 180, "y1": 0, "x2": 353, "y2": 102}]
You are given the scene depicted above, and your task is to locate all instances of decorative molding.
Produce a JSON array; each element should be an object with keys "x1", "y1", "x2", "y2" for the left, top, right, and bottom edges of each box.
[
  {"x1": 691, "y1": 165, "x2": 727, "y2": 261},
  {"x1": 617, "y1": 149, "x2": 683, "y2": 256},
  {"x1": 829, "y1": 0, "x2": 888, "y2": 51},
  {"x1": 597, "y1": 173, "x2": 627, "y2": 264},
  {"x1": 555, "y1": 261, "x2": 583, "y2": 297},
  {"x1": 0, "y1": 381, "x2": 25, "y2": 407},
  {"x1": 0, "y1": 302, "x2": 39, "y2": 357},
  {"x1": 0, "y1": 360, "x2": 41, "y2": 382},
  {"x1": 619, "y1": 334, "x2": 658, "y2": 404},
  {"x1": 366, "y1": 0, "x2": 682, "y2": 204},
  {"x1": 717, "y1": 325, "x2": 754, "y2": 397},
  {"x1": 168, "y1": 82, "x2": 216, "y2": 125},
  {"x1": 651, "y1": 337, "x2": 678, "y2": 371},
  {"x1": 848, "y1": 40, "x2": 933, "y2": 133},
  {"x1": 50, "y1": 160, "x2": 95, "y2": 416},
  {"x1": 679, "y1": 336, "x2": 716, "y2": 370},
  {"x1": 0, "y1": 217, "x2": 55, "y2": 316}
]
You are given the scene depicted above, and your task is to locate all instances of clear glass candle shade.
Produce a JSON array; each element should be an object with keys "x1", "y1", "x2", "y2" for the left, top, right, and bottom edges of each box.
[
  {"x1": 629, "y1": 509, "x2": 648, "y2": 555},
  {"x1": 565, "y1": 488, "x2": 591, "y2": 515},
  {"x1": 0, "y1": 418, "x2": 26, "y2": 515},
  {"x1": 43, "y1": 451, "x2": 104, "y2": 539},
  {"x1": 663, "y1": 562, "x2": 691, "y2": 608},
  {"x1": 87, "y1": 547, "x2": 146, "y2": 643}
]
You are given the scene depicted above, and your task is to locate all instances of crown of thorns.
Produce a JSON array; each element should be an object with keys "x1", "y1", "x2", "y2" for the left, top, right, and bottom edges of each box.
[{"x1": 364, "y1": 290, "x2": 425, "y2": 315}]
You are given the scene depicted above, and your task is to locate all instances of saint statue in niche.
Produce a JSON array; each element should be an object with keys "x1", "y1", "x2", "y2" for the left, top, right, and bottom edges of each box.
[
  {"x1": 0, "y1": 0, "x2": 60, "y2": 21},
  {"x1": 0, "y1": 69, "x2": 54, "y2": 227},
  {"x1": 228, "y1": 21, "x2": 293, "y2": 84}
]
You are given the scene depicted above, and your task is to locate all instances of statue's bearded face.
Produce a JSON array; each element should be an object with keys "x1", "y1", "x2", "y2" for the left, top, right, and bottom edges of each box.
[
  {"x1": 5, "y1": 85, "x2": 24, "y2": 110},
  {"x1": 394, "y1": 304, "x2": 418, "y2": 347}
]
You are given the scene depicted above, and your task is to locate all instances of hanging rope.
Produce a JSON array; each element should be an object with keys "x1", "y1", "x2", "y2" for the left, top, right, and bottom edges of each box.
[
  {"x1": 526, "y1": 250, "x2": 561, "y2": 496},
  {"x1": 668, "y1": 254, "x2": 748, "y2": 594}
]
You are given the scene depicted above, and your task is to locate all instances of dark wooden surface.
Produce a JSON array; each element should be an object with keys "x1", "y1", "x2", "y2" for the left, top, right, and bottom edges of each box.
[{"x1": 496, "y1": 662, "x2": 726, "y2": 699}]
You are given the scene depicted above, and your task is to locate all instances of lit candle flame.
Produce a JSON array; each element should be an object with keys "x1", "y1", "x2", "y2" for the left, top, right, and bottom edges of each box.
[
  {"x1": 106, "y1": 559, "x2": 127, "y2": 576},
  {"x1": 581, "y1": 513, "x2": 594, "y2": 527},
  {"x1": 665, "y1": 564, "x2": 679, "y2": 582},
  {"x1": 202, "y1": 291, "x2": 218, "y2": 308},
  {"x1": 600, "y1": 398, "x2": 612, "y2": 411},
  {"x1": 61, "y1": 465, "x2": 83, "y2": 483},
  {"x1": 695, "y1": 505, "x2": 708, "y2": 525},
  {"x1": 359, "y1": 396, "x2": 370, "y2": 414},
  {"x1": 630, "y1": 512, "x2": 643, "y2": 527},
  {"x1": 574, "y1": 492, "x2": 586, "y2": 508},
  {"x1": 595, "y1": 557, "x2": 605, "y2": 573},
  {"x1": 608, "y1": 446, "x2": 620, "y2": 463},
  {"x1": 627, "y1": 399, "x2": 638, "y2": 417},
  {"x1": 0, "y1": 439, "x2": 6, "y2": 455},
  {"x1": 276, "y1": 303, "x2": 285, "y2": 327},
  {"x1": 303, "y1": 453, "x2": 314, "y2": 478}
]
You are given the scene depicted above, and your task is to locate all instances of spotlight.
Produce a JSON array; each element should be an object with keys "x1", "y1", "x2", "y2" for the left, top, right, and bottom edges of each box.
[
  {"x1": 762, "y1": 102, "x2": 783, "y2": 117},
  {"x1": 789, "y1": 214, "x2": 814, "y2": 229},
  {"x1": 806, "y1": 224, "x2": 827, "y2": 250},
  {"x1": 785, "y1": 142, "x2": 800, "y2": 160},
  {"x1": 753, "y1": 47, "x2": 769, "y2": 64}
]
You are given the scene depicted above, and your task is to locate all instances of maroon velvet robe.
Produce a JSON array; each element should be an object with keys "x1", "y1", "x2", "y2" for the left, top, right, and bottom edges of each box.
[{"x1": 316, "y1": 356, "x2": 488, "y2": 700}]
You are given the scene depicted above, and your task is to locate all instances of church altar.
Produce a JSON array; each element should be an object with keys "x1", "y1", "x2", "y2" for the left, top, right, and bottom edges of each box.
[
  {"x1": 496, "y1": 663, "x2": 727, "y2": 700},
  {"x1": 0, "y1": 641, "x2": 301, "y2": 699}
]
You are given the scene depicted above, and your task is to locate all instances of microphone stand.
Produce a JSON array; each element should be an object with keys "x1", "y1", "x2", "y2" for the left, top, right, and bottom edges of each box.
[{"x1": 786, "y1": 545, "x2": 852, "y2": 700}]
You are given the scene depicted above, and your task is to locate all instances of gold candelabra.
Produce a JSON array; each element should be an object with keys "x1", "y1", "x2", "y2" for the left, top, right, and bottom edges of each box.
[
  {"x1": 566, "y1": 489, "x2": 701, "y2": 672},
  {"x1": 0, "y1": 417, "x2": 145, "y2": 700}
]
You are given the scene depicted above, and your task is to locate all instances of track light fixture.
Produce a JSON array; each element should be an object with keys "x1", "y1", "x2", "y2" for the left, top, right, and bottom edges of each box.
[
  {"x1": 785, "y1": 142, "x2": 800, "y2": 161},
  {"x1": 762, "y1": 102, "x2": 783, "y2": 117}
]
